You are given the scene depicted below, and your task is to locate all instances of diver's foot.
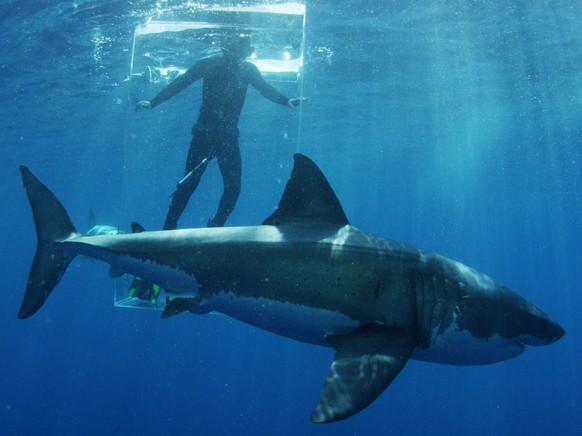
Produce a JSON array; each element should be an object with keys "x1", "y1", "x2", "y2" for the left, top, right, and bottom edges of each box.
[
  {"x1": 128, "y1": 276, "x2": 162, "y2": 306},
  {"x1": 207, "y1": 217, "x2": 224, "y2": 227}
]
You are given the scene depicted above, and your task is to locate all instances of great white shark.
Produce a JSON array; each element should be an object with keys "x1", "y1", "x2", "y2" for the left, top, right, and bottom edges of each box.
[{"x1": 19, "y1": 154, "x2": 564, "y2": 423}]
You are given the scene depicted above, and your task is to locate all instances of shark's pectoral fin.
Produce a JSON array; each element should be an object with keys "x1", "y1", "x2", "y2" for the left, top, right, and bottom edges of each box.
[{"x1": 311, "y1": 326, "x2": 415, "y2": 424}]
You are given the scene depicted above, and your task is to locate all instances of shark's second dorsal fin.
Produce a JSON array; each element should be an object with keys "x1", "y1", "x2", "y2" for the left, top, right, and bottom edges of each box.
[
  {"x1": 263, "y1": 154, "x2": 349, "y2": 227},
  {"x1": 131, "y1": 222, "x2": 146, "y2": 233}
]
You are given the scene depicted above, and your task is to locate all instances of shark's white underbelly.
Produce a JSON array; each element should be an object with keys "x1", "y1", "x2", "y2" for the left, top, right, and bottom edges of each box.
[
  {"x1": 201, "y1": 291, "x2": 360, "y2": 347},
  {"x1": 412, "y1": 314, "x2": 525, "y2": 365}
]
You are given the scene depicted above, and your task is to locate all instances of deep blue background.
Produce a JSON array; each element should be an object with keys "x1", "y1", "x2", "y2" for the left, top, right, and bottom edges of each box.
[{"x1": 0, "y1": 1, "x2": 580, "y2": 435}]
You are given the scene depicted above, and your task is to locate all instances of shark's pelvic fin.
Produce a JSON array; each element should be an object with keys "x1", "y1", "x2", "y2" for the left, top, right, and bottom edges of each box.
[
  {"x1": 263, "y1": 154, "x2": 349, "y2": 227},
  {"x1": 161, "y1": 296, "x2": 202, "y2": 319},
  {"x1": 19, "y1": 166, "x2": 80, "y2": 319},
  {"x1": 311, "y1": 326, "x2": 415, "y2": 423}
]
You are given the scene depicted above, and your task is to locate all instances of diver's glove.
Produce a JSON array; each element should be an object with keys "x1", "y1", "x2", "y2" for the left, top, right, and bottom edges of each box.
[{"x1": 287, "y1": 97, "x2": 309, "y2": 110}]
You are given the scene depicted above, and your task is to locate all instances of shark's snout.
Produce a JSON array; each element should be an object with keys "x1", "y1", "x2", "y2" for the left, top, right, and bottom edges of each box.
[{"x1": 518, "y1": 318, "x2": 565, "y2": 346}]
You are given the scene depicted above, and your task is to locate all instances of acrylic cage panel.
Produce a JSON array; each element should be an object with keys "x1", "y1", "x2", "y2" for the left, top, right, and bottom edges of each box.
[
  {"x1": 114, "y1": 276, "x2": 165, "y2": 310},
  {"x1": 116, "y1": 2, "x2": 306, "y2": 310},
  {"x1": 128, "y1": 3, "x2": 306, "y2": 101}
]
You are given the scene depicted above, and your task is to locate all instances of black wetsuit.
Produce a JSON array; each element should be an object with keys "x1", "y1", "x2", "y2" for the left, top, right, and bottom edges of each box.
[{"x1": 149, "y1": 54, "x2": 290, "y2": 229}]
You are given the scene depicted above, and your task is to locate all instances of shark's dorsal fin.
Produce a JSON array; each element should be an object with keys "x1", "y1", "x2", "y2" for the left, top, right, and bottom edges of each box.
[{"x1": 263, "y1": 154, "x2": 349, "y2": 227}]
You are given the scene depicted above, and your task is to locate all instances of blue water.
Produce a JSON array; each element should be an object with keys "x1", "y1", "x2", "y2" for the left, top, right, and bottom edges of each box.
[{"x1": 1, "y1": 1, "x2": 580, "y2": 434}]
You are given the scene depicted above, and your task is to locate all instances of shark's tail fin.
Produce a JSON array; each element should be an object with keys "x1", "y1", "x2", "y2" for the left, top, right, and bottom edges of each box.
[{"x1": 18, "y1": 166, "x2": 80, "y2": 319}]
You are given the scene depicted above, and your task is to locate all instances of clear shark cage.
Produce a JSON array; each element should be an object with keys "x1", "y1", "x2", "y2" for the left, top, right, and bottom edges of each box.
[{"x1": 116, "y1": 2, "x2": 306, "y2": 310}]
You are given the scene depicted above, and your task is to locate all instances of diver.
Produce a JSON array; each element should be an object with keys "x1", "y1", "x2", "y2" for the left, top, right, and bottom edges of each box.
[{"x1": 136, "y1": 34, "x2": 307, "y2": 229}]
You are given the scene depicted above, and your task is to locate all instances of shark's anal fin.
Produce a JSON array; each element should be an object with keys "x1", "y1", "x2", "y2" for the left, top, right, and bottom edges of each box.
[
  {"x1": 161, "y1": 296, "x2": 202, "y2": 319},
  {"x1": 312, "y1": 325, "x2": 416, "y2": 423}
]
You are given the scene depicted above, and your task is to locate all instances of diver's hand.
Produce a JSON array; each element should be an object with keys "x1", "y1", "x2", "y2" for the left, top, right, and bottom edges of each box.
[
  {"x1": 135, "y1": 100, "x2": 152, "y2": 111},
  {"x1": 287, "y1": 97, "x2": 308, "y2": 110}
]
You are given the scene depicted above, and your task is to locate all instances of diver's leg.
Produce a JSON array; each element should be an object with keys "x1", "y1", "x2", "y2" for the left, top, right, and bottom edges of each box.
[
  {"x1": 129, "y1": 125, "x2": 211, "y2": 303},
  {"x1": 164, "y1": 125, "x2": 210, "y2": 230},
  {"x1": 209, "y1": 129, "x2": 241, "y2": 227}
]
